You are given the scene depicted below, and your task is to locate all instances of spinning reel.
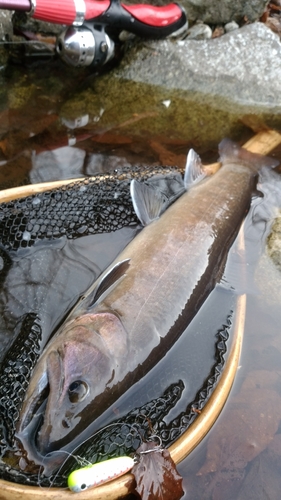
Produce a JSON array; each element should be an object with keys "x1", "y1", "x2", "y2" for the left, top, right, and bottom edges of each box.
[{"x1": 0, "y1": 0, "x2": 187, "y2": 67}]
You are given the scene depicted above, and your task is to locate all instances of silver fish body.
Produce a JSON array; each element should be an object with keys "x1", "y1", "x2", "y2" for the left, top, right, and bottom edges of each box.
[{"x1": 16, "y1": 139, "x2": 278, "y2": 457}]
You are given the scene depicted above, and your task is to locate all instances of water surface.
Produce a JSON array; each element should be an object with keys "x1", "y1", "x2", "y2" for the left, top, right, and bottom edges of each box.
[{"x1": 1, "y1": 58, "x2": 281, "y2": 499}]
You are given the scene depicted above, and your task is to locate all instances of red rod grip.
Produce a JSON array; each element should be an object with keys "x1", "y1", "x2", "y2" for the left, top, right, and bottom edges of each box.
[
  {"x1": 32, "y1": 0, "x2": 110, "y2": 25},
  {"x1": 85, "y1": 0, "x2": 110, "y2": 20},
  {"x1": 122, "y1": 3, "x2": 183, "y2": 27},
  {"x1": 32, "y1": 0, "x2": 78, "y2": 25},
  {"x1": 0, "y1": 0, "x2": 184, "y2": 28}
]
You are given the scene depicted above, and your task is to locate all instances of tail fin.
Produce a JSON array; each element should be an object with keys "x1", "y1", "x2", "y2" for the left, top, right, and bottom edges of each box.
[{"x1": 219, "y1": 138, "x2": 279, "y2": 172}]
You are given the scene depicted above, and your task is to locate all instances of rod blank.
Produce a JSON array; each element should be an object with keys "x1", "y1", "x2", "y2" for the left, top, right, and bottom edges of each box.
[{"x1": 0, "y1": 0, "x2": 31, "y2": 11}]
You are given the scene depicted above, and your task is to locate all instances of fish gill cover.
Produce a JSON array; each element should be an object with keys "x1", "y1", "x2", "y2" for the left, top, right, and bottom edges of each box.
[{"x1": 0, "y1": 163, "x2": 231, "y2": 485}]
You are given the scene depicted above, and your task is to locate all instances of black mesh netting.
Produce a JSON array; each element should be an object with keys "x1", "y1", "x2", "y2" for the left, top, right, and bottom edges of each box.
[
  {"x1": 0, "y1": 313, "x2": 42, "y2": 454},
  {"x1": 0, "y1": 165, "x2": 184, "y2": 252},
  {"x1": 0, "y1": 165, "x2": 231, "y2": 487},
  {"x1": 0, "y1": 315, "x2": 231, "y2": 487}
]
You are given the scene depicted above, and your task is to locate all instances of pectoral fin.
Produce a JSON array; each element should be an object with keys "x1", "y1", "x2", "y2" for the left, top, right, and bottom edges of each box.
[
  {"x1": 130, "y1": 179, "x2": 167, "y2": 226},
  {"x1": 147, "y1": 172, "x2": 185, "y2": 205},
  {"x1": 70, "y1": 259, "x2": 130, "y2": 316},
  {"x1": 86, "y1": 259, "x2": 130, "y2": 307}
]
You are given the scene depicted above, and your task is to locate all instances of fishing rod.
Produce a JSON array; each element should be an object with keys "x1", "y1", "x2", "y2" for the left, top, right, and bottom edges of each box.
[{"x1": 0, "y1": 0, "x2": 187, "y2": 67}]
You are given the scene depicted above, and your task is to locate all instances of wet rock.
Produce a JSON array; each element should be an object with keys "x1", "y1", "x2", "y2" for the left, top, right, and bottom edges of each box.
[
  {"x1": 115, "y1": 23, "x2": 281, "y2": 112},
  {"x1": 187, "y1": 23, "x2": 212, "y2": 39},
  {"x1": 59, "y1": 21, "x2": 281, "y2": 151},
  {"x1": 224, "y1": 21, "x2": 240, "y2": 33},
  {"x1": 0, "y1": 9, "x2": 13, "y2": 67},
  {"x1": 267, "y1": 212, "x2": 281, "y2": 271},
  {"x1": 60, "y1": 64, "x2": 281, "y2": 156},
  {"x1": 180, "y1": 0, "x2": 268, "y2": 24},
  {"x1": 60, "y1": 76, "x2": 249, "y2": 148}
]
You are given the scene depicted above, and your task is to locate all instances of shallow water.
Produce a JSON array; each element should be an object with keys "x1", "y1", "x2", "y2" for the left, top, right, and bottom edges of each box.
[
  {"x1": 1, "y1": 58, "x2": 281, "y2": 499},
  {"x1": 177, "y1": 169, "x2": 281, "y2": 500}
]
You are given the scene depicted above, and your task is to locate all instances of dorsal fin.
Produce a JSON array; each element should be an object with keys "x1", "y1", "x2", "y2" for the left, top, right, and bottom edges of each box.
[
  {"x1": 184, "y1": 148, "x2": 206, "y2": 189},
  {"x1": 130, "y1": 180, "x2": 165, "y2": 226}
]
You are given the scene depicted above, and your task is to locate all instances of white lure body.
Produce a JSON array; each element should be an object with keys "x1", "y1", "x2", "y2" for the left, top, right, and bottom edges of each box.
[{"x1": 68, "y1": 456, "x2": 135, "y2": 492}]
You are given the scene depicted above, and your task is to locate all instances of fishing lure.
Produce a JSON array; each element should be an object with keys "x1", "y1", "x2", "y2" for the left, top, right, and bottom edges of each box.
[
  {"x1": 68, "y1": 456, "x2": 135, "y2": 492},
  {"x1": 67, "y1": 436, "x2": 164, "y2": 493}
]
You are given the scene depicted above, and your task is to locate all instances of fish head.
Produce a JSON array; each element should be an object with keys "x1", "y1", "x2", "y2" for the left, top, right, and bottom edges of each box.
[{"x1": 16, "y1": 311, "x2": 128, "y2": 456}]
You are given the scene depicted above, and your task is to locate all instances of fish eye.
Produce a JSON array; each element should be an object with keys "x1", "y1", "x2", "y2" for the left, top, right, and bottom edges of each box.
[{"x1": 68, "y1": 380, "x2": 89, "y2": 403}]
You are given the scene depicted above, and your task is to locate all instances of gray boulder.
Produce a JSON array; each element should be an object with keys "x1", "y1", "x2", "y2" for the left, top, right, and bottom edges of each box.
[
  {"x1": 116, "y1": 23, "x2": 281, "y2": 112},
  {"x1": 180, "y1": 0, "x2": 268, "y2": 24}
]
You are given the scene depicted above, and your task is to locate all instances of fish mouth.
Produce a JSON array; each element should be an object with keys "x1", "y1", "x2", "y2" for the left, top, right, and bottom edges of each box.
[
  {"x1": 16, "y1": 379, "x2": 50, "y2": 459},
  {"x1": 15, "y1": 396, "x2": 67, "y2": 476},
  {"x1": 34, "y1": 349, "x2": 63, "y2": 455},
  {"x1": 18, "y1": 383, "x2": 50, "y2": 434},
  {"x1": 16, "y1": 361, "x2": 68, "y2": 474},
  {"x1": 16, "y1": 354, "x2": 53, "y2": 455},
  {"x1": 33, "y1": 349, "x2": 79, "y2": 456}
]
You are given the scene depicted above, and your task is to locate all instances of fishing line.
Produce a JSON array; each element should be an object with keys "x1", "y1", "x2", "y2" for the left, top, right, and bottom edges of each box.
[
  {"x1": 38, "y1": 449, "x2": 93, "y2": 489},
  {"x1": 0, "y1": 39, "x2": 55, "y2": 59},
  {"x1": 0, "y1": 40, "x2": 53, "y2": 46},
  {"x1": 37, "y1": 417, "x2": 159, "y2": 488}
]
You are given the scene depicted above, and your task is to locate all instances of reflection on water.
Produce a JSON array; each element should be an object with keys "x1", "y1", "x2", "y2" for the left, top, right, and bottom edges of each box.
[
  {"x1": 178, "y1": 167, "x2": 281, "y2": 499},
  {"x1": 0, "y1": 227, "x2": 139, "y2": 360},
  {"x1": 1, "y1": 61, "x2": 281, "y2": 498}
]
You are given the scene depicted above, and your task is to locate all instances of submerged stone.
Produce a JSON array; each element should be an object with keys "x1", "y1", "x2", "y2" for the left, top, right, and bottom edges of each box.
[{"x1": 267, "y1": 213, "x2": 281, "y2": 272}]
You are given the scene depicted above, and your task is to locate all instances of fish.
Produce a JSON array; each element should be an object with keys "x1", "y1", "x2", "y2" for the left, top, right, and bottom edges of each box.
[
  {"x1": 0, "y1": 166, "x2": 187, "y2": 475},
  {"x1": 0, "y1": 166, "x2": 186, "y2": 356},
  {"x1": 16, "y1": 139, "x2": 278, "y2": 459}
]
